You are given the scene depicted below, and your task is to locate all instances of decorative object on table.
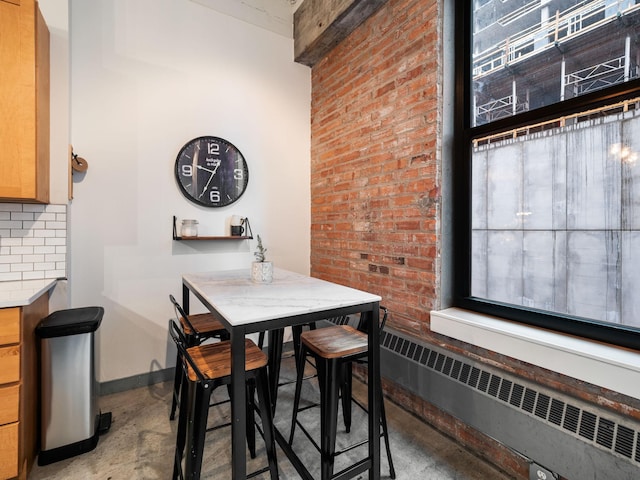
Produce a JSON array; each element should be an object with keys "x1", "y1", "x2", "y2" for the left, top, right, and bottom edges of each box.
[
  {"x1": 180, "y1": 219, "x2": 198, "y2": 237},
  {"x1": 251, "y1": 235, "x2": 273, "y2": 283},
  {"x1": 174, "y1": 136, "x2": 249, "y2": 207}
]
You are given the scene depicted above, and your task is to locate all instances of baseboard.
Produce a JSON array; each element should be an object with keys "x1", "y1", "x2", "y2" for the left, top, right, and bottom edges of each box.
[{"x1": 99, "y1": 368, "x2": 174, "y2": 396}]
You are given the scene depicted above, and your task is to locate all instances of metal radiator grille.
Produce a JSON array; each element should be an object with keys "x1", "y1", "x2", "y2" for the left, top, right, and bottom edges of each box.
[{"x1": 380, "y1": 329, "x2": 640, "y2": 467}]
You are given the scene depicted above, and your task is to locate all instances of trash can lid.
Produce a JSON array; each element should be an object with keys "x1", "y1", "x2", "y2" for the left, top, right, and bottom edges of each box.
[{"x1": 36, "y1": 306, "x2": 104, "y2": 338}]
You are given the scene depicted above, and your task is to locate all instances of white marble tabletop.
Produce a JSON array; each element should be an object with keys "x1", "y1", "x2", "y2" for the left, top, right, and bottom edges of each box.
[
  {"x1": 0, "y1": 279, "x2": 58, "y2": 308},
  {"x1": 182, "y1": 268, "x2": 381, "y2": 327}
]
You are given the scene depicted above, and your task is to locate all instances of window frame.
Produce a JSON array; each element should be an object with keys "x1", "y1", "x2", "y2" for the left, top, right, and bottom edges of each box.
[{"x1": 452, "y1": 0, "x2": 640, "y2": 351}]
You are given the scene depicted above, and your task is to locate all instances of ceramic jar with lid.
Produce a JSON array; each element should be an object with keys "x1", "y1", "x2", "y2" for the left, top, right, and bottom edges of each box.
[{"x1": 181, "y1": 219, "x2": 198, "y2": 237}]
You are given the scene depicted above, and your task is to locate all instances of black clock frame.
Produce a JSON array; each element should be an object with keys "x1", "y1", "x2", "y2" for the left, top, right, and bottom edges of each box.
[{"x1": 174, "y1": 136, "x2": 249, "y2": 208}]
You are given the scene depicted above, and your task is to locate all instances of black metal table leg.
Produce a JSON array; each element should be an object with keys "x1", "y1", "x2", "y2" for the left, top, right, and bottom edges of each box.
[
  {"x1": 267, "y1": 328, "x2": 284, "y2": 412},
  {"x1": 368, "y1": 306, "x2": 381, "y2": 479},
  {"x1": 230, "y1": 330, "x2": 247, "y2": 480}
]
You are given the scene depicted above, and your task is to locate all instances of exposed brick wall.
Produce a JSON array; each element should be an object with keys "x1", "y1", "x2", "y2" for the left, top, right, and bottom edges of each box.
[{"x1": 310, "y1": 0, "x2": 441, "y2": 338}]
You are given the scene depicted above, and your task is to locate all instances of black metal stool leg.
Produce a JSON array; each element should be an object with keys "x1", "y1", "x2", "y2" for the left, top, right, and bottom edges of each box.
[
  {"x1": 246, "y1": 380, "x2": 257, "y2": 458},
  {"x1": 318, "y1": 358, "x2": 340, "y2": 480},
  {"x1": 170, "y1": 351, "x2": 182, "y2": 420},
  {"x1": 185, "y1": 383, "x2": 212, "y2": 480},
  {"x1": 341, "y1": 362, "x2": 353, "y2": 432},
  {"x1": 256, "y1": 367, "x2": 280, "y2": 479},
  {"x1": 288, "y1": 345, "x2": 308, "y2": 444},
  {"x1": 173, "y1": 373, "x2": 192, "y2": 479},
  {"x1": 380, "y1": 391, "x2": 396, "y2": 479}
]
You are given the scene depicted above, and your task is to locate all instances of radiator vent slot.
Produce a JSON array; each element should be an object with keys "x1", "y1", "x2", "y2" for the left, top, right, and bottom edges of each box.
[{"x1": 380, "y1": 329, "x2": 640, "y2": 467}]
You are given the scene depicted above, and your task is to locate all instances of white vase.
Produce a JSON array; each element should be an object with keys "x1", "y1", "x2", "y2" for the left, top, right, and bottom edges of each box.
[{"x1": 251, "y1": 261, "x2": 273, "y2": 283}]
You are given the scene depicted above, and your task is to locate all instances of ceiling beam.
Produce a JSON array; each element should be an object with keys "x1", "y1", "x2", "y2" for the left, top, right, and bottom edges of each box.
[{"x1": 294, "y1": 0, "x2": 388, "y2": 67}]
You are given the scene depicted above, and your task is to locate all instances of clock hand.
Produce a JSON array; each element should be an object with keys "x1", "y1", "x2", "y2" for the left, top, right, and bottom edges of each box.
[
  {"x1": 199, "y1": 172, "x2": 215, "y2": 198},
  {"x1": 196, "y1": 165, "x2": 215, "y2": 174}
]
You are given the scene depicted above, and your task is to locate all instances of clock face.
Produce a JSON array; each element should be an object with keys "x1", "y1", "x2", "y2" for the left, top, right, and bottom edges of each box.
[{"x1": 175, "y1": 136, "x2": 249, "y2": 207}]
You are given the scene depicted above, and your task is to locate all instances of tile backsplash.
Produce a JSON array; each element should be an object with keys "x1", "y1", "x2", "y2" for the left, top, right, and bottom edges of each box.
[{"x1": 0, "y1": 203, "x2": 67, "y2": 282}]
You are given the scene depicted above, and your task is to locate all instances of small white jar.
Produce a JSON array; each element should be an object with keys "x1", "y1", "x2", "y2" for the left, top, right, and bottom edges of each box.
[{"x1": 181, "y1": 219, "x2": 198, "y2": 237}]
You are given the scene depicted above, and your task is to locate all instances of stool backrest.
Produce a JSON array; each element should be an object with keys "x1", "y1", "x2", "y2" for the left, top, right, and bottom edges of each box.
[
  {"x1": 356, "y1": 306, "x2": 388, "y2": 335},
  {"x1": 169, "y1": 294, "x2": 200, "y2": 337},
  {"x1": 168, "y1": 319, "x2": 207, "y2": 384}
]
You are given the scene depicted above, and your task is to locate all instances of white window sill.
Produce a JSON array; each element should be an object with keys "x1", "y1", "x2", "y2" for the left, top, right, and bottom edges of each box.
[{"x1": 430, "y1": 307, "x2": 640, "y2": 400}]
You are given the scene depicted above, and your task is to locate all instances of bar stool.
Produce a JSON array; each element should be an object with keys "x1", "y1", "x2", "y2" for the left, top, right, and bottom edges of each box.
[
  {"x1": 288, "y1": 307, "x2": 395, "y2": 480},
  {"x1": 169, "y1": 294, "x2": 229, "y2": 420},
  {"x1": 169, "y1": 320, "x2": 279, "y2": 480}
]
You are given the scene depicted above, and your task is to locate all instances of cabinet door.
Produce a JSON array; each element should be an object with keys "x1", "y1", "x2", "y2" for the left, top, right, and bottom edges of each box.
[
  {"x1": 0, "y1": 422, "x2": 18, "y2": 478},
  {"x1": 0, "y1": 308, "x2": 20, "y2": 346},
  {"x1": 0, "y1": 0, "x2": 49, "y2": 202}
]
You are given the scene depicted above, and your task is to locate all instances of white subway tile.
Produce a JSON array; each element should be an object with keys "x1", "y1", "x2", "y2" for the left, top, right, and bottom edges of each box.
[
  {"x1": 56, "y1": 213, "x2": 67, "y2": 222},
  {"x1": 34, "y1": 262, "x2": 55, "y2": 271},
  {"x1": 44, "y1": 205, "x2": 66, "y2": 213},
  {"x1": 0, "y1": 272, "x2": 22, "y2": 281},
  {"x1": 23, "y1": 238, "x2": 45, "y2": 246},
  {"x1": 45, "y1": 270, "x2": 65, "y2": 279},
  {"x1": 34, "y1": 230, "x2": 55, "y2": 238},
  {"x1": 0, "y1": 212, "x2": 9, "y2": 220},
  {"x1": 0, "y1": 264, "x2": 9, "y2": 273},
  {"x1": 0, "y1": 237, "x2": 22, "y2": 247},
  {"x1": 23, "y1": 221, "x2": 46, "y2": 230},
  {"x1": 55, "y1": 261, "x2": 66, "y2": 270},
  {"x1": 0, "y1": 238, "x2": 21, "y2": 247},
  {"x1": 22, "y1": 254, "x2": 45, "y2": 263},
  {"x1": 34, "y1": 246, "x2": 55, "y2": 254},
  {"x1": 55, "y1": 246, "x2": 66, "y2": 254},
  {"x1": 46, "y1": 238, "x2": 66, "y2": 246},
  {"x1": 11, "y1": 246, "x2": 34, "y2": 255},
  {"x1": 36, "y1": 212, "x2": 57, "y2": 221},
  {"x1": 0, "y1": 204, "x2": 22, "y2": 212},
  {"x1": 23, "y1": 271, "x2": 45, "y2": 280},
  {"x1": 0, "y1": 255, "x2": 22, "y2": 264},
  {"x1": 22, "y1": 204, "x2": 45, "y2": 213},
  {"x1": 12, "y1": 263, "x2": 33, "y2": 272},
  {"x1": 46, "y1": 221, "x2": 67, "y2": 230},
  {"x1": 0, "y1": 220, "x2": 23, "y2": 229},
  {"x1": 46, "y1": 254, "x2": 65, "y2": 262},
  {"x1": 11, "y1": 212, "x2": 34, "y2": 221},
  {"x1": 11, "y1": 229, "x2": 34, "y2": 238}
]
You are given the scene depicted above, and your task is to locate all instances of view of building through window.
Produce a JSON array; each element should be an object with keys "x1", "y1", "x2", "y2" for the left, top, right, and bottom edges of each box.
[
  {"x1": 473, "y1": 0, "x2": 639, "y2": 125},
  {"x1": 470, "y1": 1, "x2": 640, "y2": 329}
]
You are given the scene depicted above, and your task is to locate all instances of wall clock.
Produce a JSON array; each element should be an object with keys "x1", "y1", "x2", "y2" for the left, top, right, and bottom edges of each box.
[{"x1": 174, "y1": 136, "x2": 249, "y2": 207}]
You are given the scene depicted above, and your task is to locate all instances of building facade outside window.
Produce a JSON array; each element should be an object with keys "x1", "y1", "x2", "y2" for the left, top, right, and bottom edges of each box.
[{"x1": 455, "y1": 0, "x2": 640, "y2": 349}]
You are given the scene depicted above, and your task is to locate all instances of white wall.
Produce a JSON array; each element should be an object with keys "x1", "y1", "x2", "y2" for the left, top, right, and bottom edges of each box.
[{"x1": 69, "y1": 0, "x2": 311, "y2": 382}]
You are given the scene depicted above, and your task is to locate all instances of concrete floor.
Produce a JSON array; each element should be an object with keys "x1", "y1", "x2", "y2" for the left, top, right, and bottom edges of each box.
[{"x1": 29, "y1": 356, "x2": 513, "y2": 479}]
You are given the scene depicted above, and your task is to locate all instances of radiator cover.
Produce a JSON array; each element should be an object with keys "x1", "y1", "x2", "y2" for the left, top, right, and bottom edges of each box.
[{"x1": 380, "y1": 328, "x2": 640, "y2": 479}]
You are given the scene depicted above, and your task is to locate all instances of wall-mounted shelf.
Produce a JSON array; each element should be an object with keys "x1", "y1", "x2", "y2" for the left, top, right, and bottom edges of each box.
[{"x1": 172, "y1": 216, "x2": 253, "y2": 241}]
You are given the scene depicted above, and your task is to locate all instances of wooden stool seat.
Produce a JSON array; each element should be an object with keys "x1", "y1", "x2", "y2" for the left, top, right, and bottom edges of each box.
[
  {"x1": 186, "y1": 338, "x2": 267, "y2": 381},
  {"x1": 301, "y1": 325, "x2": 367, "y2": 359},
  {"x1": 180, "y1": 312, "x2": 226, "y2": 337}
]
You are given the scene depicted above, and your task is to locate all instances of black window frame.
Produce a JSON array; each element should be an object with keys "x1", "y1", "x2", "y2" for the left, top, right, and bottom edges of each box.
[{"x1": 453, "y1": 0, "x2": 640, "y2": 351}]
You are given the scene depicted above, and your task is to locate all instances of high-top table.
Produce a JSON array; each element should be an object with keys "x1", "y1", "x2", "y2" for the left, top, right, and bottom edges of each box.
[{"x1": 182, "y1": 268, "x2": 382, "y2": 480}]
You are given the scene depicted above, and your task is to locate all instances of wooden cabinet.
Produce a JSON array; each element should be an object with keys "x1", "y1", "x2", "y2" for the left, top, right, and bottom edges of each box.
[
  {"x1": 0, "y1": 294, "x2": 48, "y2": 480},
  {"x1": 0, "y1": 0, "x2": 50, "y2": 203}
]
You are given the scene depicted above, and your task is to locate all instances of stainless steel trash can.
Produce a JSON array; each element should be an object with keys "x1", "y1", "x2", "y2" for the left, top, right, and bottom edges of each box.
[{"x1": 36, "y1": 307, "x2": 111, "y2": 466}]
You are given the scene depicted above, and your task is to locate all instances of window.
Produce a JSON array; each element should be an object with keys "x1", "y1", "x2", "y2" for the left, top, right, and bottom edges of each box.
[{"x1": 454, "y1": 0, "x2": 640, "y2": 350}]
